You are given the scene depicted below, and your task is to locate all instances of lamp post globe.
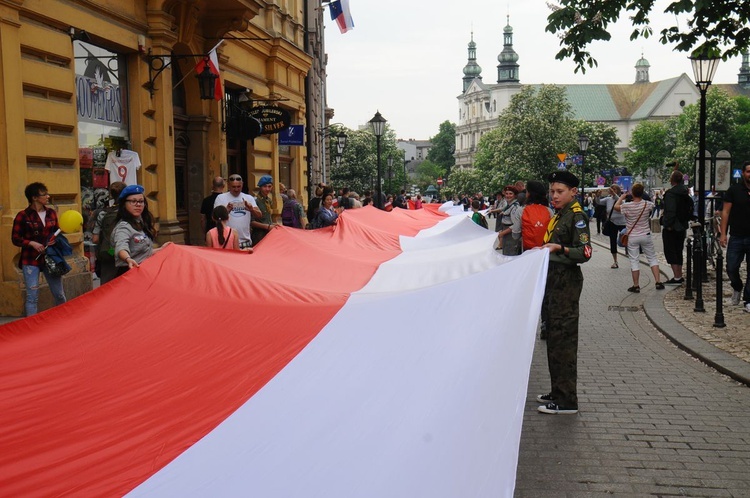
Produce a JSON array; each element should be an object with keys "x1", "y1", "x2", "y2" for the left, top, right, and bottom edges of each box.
[{"x1": 369, "y1": 111, "x2": 387, "y2": 209}]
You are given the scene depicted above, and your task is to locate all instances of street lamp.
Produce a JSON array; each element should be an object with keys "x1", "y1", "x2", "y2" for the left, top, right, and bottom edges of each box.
[
  {"x1": 387, "y1": 157, "x2": 394, "y2": 194},
  {"x1": 689, "y1": 53, "x2": 720, "y2": 313},
  {"x1": 369, "y1": 110, "x2": 387, "y2": 209},
  {"x1": 578, "y1": 134, "x2": 589, "y2": 201}
]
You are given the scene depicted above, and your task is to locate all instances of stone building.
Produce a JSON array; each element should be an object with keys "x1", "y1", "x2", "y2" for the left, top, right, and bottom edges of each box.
[
  {"x1": 454, "y1": 17, "x2": 750, "y2": 170},
  {"x1": 0, "y1": 0, "x2": 331, "y2": 315}
]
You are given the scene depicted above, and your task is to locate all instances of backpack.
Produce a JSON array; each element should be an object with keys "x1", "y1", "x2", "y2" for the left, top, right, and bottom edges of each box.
[
  {"x1": 677, "y1": 194, "x2": 694, "y2": 224},
  {"x1": 97, "y1": 206, "x2": 119, "y2": 259},
  {"x1": 475, "y1": 212, "x2": 488, "y2": 229},
  {"x1": 281, "y1": 199, "x2": 301, "y2": 228},
  {"x1": 521, "y1": 204, "x2": 552, "y2": 250}
]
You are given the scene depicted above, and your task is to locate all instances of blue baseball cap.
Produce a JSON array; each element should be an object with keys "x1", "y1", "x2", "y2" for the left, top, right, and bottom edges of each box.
[{"x1": 119, "y1": 184, "x2": 145, "y2": 200}]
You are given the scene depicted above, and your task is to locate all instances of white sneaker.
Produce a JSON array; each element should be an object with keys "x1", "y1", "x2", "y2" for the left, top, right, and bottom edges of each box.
[
  {"x1": 731, "y1": 290, "x2": 741, "y2": 306},
  {"x1": 744, "y1": 303, "x2": 750, "y2": 313}
]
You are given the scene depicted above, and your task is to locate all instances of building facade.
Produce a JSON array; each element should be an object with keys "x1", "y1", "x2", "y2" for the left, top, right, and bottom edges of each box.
[
  {"x1": 454, "y1": 18, "x2": 750, "y2": 170},
  {"x1": 0, "y1": 0, "x2": 328, "y2": 315}
]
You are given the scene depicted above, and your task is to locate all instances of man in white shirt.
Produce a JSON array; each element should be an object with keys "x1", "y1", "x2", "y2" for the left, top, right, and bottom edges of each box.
[{"x1": 214, "y1": 175, "x2": 262, "y2": 249}]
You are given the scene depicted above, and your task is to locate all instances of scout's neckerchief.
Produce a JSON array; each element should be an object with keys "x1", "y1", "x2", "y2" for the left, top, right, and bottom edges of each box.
[{"x1": 543, "y1": 200, "x2": 583, "y2": 243}]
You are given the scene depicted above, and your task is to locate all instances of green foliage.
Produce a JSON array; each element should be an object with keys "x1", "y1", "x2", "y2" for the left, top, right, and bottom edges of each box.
[
  {"x1": 624, "y1": 120, "x2": 676, "y2": 181},
  {"x1": 473, "y1": 85, "x2": 578, "y2": 182},
  {"x1": 574, "y1": 121, "x2": 620, "y2": 188},
  {"x1": 415, "y1": 159, "x2": 446, "y2": 193},
  {"x1": 442, "y1": 168, "x2": 489, "y2": 199},
  {"x1": 546, "y1": 0, "x2": 750, "y2": 73},
  {"x1": 329, "y1": 124, "x2": 400, "y2": 195},
  {"x1": 672, "y1": 87, "x2": 738, "y2": 170},
  {"x1": 426, "y1": 121, "x2": 457, "y2": 173}
]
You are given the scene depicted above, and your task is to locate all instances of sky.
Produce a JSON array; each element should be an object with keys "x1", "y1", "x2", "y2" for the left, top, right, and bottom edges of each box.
[{"x1": 323, "y1": 0, "x2": 746, "y2": 141}]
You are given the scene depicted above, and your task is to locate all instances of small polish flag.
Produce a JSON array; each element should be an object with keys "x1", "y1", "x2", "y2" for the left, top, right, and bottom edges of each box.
[
  {"x1": 329, "y1": 0, "x2": 354, "y2": 34},
  {"x1": 195, "y1": 41, "x2": 223, "y2": 101}
]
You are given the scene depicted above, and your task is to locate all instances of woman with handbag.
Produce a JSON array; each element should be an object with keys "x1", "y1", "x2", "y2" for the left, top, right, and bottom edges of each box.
[
  {"x1": 597, "y1": 184, "x2": 627, "y2": 268},
  {"x1": 11, "y1": 182, "x2": 67, "y2": 316},
  {"x1": 614, "y1": 183, "x2": 664, "y2": 293}
]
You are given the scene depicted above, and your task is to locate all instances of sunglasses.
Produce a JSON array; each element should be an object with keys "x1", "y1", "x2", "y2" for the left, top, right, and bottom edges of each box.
[{"x1": 228, "y1": 176, "x2": 243, "y2": 181}]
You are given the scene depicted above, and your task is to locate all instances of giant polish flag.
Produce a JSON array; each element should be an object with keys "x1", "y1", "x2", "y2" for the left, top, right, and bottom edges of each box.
[{"x1": 0, "y1": 205, "x2": 548, "y2": 497}]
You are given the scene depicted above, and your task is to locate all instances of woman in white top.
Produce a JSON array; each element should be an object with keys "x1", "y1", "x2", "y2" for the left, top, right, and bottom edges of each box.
[{"x1": 614, "y1": 182, "x2": 664, "y2": 293}]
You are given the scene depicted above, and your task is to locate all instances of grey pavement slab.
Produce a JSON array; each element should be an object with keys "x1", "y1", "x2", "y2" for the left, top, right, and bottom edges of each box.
[{"x1": 516, "y1": 241, "x2": 750, "y2": 497}]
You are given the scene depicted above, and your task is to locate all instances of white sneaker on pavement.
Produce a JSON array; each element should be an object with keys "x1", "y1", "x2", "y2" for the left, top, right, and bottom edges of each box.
[
  {"x1": 744, "y1": 303, "x2": 750, "y2": 313},
  {"x1": 731, "y1": 290, "x2": 741, "y2": 306}
]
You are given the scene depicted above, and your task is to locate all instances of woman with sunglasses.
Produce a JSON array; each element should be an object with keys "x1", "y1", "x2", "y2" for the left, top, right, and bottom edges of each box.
[{"x1": 112, "y1": 184, "x2": 171, "y2": 276}]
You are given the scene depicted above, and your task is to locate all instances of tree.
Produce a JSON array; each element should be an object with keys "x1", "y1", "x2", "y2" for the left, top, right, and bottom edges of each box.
[
  {"x1": 623, "y1": 120, "x2": 675, "y2": 181},
  {"x1": 672, "y1": 87, "x2": 738, "y2": 172},
  {"x1": 546, "y1": 1, "x2": 750, "y2": 73},
  {"x1": 415, "y1": 159, "x2": 446, "y2": 193},
  {"x1": 442, "y1": 168, "x2": 488, "y2": 199},
  {"x1": 329, "y1": 124, "x2": 400, "y2": 196},
  {"x1": 426, "y1": 121, "x2": 456, "y2": 173},
  {"x1": 474, "y1": 85, "x2": 578, "y2": 183},
  {"x1": 574, "y1": 121, "x2": 620, "y2": 188},
  {"x1": 730, "y1": 95, "x2": 750, "y2": 164}
]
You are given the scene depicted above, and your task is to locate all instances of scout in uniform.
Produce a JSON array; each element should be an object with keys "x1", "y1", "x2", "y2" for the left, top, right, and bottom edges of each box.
[{"x1": 538, "y1": 171, "x2": 592, "y2": 414}]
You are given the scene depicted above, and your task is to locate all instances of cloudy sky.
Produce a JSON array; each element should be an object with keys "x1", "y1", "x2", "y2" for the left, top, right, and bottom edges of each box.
[{"x1": 324, "y1": 0, "x2": 745, "y2": 140}]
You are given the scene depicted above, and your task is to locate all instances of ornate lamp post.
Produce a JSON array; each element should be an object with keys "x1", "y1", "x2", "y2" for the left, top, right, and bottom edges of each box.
[
  {"x1": 578, "y1": 134, "x2": 589, "y2": 201},
  {"x1": 689, "y1": 53, "x2": 720, "y2": 313},
  {"x1": 369, "y1": 111, "x2": 387, "y2": 209}
]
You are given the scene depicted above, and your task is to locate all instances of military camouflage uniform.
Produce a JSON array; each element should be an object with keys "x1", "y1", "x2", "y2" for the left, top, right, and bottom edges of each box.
[{"x1": 542, "y1": 199, "x2": 592, "y2": 409}]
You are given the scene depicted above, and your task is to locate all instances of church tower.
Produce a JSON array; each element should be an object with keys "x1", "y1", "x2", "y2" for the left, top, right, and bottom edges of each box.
[
  {"x1": 739, "y1": 51, "x2": 750, "y2": 88},
  {"x1": 496, "y1": 16, "x2": 519, "y2": 83},
  {"x1": 462, "y1": 32, "x2": 482, "y2": 93},
  {"x1": 635, "y1": 53, "x2": 650, "y2": 83}
]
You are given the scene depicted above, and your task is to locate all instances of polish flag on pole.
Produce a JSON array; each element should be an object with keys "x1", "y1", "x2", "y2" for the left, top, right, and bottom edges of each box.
[
  {"x1": 329, "y1": 0, "x2": 354, "y2": 34},
  {"x1": 195, "y1": 40, "x2": 223, "y2": 101}
]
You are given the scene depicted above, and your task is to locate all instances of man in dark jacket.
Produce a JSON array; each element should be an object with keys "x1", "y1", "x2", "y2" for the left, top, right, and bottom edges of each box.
[{"x1": 661, "y1": 170, "x2": 692, "y2": 284}]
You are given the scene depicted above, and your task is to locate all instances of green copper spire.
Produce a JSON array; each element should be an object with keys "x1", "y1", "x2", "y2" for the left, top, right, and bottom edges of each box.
[
  {"x1": 462, "y1": 31, "x2": 483, "y2": 93},
  {"x1": 497, "y1": 15, "x2": 519, "y2": 83}
]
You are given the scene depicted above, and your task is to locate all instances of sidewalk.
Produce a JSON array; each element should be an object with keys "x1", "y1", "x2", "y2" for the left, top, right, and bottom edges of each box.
[{"x1": 515, "y1": 232, "x2": 750, "y2": 497}]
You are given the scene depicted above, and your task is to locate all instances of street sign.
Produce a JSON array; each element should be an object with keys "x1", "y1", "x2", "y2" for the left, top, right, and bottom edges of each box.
[
  {"x1": 734, "y1": 169, "x2": 742, "y2": 179},
  {"x1": 557, "y1": 161, "x2": 567, "y2": 170},
  {"x1": 437, "y1": 177, "x2": 443, "y2": 186},
  {"x1": 571, "y1": 154, "x2": 582, "y2": 166},
  {"x1": 557, "y1": 153, "x2": 567, "y2": 162},
  {"x1": 601, "y1": 169, "x2": 611, "y2": 176},
  {"x1": 596, "y1": 176, "x2": 606, "y2": 186}
]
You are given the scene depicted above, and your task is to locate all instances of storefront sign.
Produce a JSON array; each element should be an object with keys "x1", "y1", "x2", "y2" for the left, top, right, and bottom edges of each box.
[
  {"x1": 248, "y1": 106, "x2": 291, "y2": 135},
  {"x1": 76, "y1": 74, "x2": 123, "y2": 127}
]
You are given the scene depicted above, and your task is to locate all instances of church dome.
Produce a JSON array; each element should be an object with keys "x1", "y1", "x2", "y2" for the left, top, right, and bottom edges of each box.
[
  {"x1": 463, "y1": 60, "x2": 482, "y2": 77},
  {"x1": 636, "y1": 56, "x2": 650, "y2": 68}
]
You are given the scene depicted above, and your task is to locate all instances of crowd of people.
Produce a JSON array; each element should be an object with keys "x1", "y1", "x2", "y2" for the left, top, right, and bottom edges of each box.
[{"x1": 11, "y1": 163, "x2": 749, "y2": 419}]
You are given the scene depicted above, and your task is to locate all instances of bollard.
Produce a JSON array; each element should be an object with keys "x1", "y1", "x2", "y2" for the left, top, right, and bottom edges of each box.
[
  {"x1": 692, "y1": 223, "x2": 705, "y2": 312},
  {"x1": 713, "y1": 245, "x2": 726, "y2": 328},
  {"x1": 684, "y1": 237, "x2": 694, "y2": 300}
]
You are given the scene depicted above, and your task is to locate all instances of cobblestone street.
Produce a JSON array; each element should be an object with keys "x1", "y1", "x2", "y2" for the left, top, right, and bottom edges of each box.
[{"x1": 516, "y1": 237, "x2": 750, "y2": 497}]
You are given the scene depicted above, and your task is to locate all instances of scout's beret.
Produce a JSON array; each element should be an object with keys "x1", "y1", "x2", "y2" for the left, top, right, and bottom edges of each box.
[
  {"x1": 257, "y1": 174, "x2": 273, "y2": 187},
  {"x1": 547, "y1": 170, "x2": 579, "y2": 188},
  {"x1": 503, "y1": 185, "x2": 519, "y2": 195},
  {"x1": 118, "y1": 184, "x2": 145, "y2": 200}
]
